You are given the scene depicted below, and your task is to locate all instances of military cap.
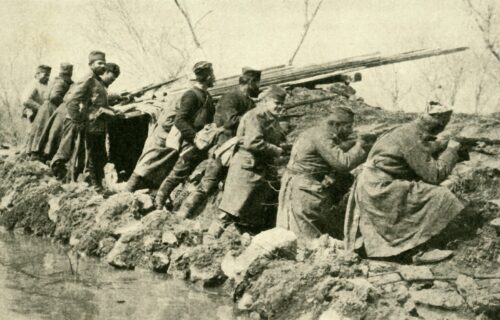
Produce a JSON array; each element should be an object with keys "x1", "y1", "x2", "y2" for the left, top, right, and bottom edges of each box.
[
  {"x1": 263, "y1": 85, "x2": 287, "y2": 104},
  {"x1": 426, "y1": 101, "x2": 453, "y2": 115},
  {"x1": 105, "y1": 62, "x2": 120, "y2": 77},
  {"x1": 88, "y1": 50, "x2": 106, "y2": 64},
  {"x1": 59, "y1": 63, "x2": 73, "y2": 75},
  {"x1": 329, "y1": 106, "x2": 355, "y2": 123},
  {"x1": 36, "y1": 65, "x2": 51, "y2": 73},
  {"x1": 192, "y1": 61, "x2": 212, "y2": 75},
  {"x1": 242, "y1": 67, "x2": 262, "y2": 81}
]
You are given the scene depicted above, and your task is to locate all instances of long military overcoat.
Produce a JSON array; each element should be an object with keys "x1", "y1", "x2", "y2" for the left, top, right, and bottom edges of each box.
[{"x1": 344, "y1": 121, "x2": 464, "y2": 257}]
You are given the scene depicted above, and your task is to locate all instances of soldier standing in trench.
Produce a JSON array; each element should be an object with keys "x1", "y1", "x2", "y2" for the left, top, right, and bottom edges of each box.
[
  {"x1": 276, "y1": 106, "x2": 372, "y2": 241},
  {"x1": 218, "y1": 85, "x2": 288, "y2": 232},
  {"x1": 154, "y1": 61, "x2": 216, "y2": 209},
  {"x1": 26, "y1": 63, "x2": 74, "y2": 162},
  {"x1": 50, "y1": 51, "x2": 111, "y2": 189},
  {"x1": 176, "y1": 67, "x2": 261, "y2": 218}
]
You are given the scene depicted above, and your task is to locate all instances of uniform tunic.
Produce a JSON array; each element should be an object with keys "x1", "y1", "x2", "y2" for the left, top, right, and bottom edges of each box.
[
  {"x1": 21, "y1": 80, "x2": 48, "y2": 122},
  {"x1": 344, "y1": 121, "x2": 464, "y2": 257},
  {"x1": 219, "y1": 108, "x2": 285, "y2": 228},
  {"x1": 199, "y1": 89, "x2": 255, "y2": 193},
  {"x1": 276, "y1": 125, "x2": 367, "y2": 240},
  {"x1": 27, "y1": 75, "x2": 73, "y2": 156},
  {"x1": 51, "y1": 72, "x2": 108, "y2": 182}
]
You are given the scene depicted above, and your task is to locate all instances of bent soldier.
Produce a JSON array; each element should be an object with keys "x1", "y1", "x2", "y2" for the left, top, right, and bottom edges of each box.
[
  {"x1": 344, "y1": 103, "x2": 464, "y2": 259},
  {"x1": 218, "y1": 85, "x2": 287, "y2": 232},
  {"x1": 276, "y1": 107, "x2": 370, "y2": 241},
  {"x1": 27, "y1": 63, "x2": 73, "y2": 162},
  {"x1": 177, "y1": 67, "x2": 261, "y2": 218},
  {"x1": 154, "y1": 61, "x2": 216, "y2": 209}
]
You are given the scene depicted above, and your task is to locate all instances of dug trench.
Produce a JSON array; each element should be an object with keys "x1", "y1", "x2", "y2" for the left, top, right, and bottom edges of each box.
[{"x1": 0, "y1": 86, "x2": 499, "y2": 320}]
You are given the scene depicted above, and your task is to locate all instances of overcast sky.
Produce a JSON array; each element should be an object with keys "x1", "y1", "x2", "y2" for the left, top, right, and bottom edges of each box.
[{"x1": 1, "y1": 0, "x2": 497, "y2": 113}]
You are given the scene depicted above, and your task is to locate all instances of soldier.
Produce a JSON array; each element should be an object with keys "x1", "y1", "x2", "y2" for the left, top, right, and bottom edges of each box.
[
  {"x1": 218, "y1": 85, "x2": 287, "y2": 232},
  {"x1": 276, "y1": 107, "x2": 371, "y2": 241},
  {"x1": 344, "y1": 103, "x2": 464, "y2": 260},
  {"x1": 83, "y1": 62, "x2": 123, "y2": 190},
  {"x1": 27, "y1": 63, "x2": 73, "y2": 162},
  {"x1": 177, "y1": 67, "x2": 261, "y2": 218},
  {"x1": 21, "y1": 65, "x2": 51, "y2": 123},
  {"x1": 155, "y1": 61, "x2": 216, "y2": 209},
  {"x1": 50, "y1": 51, "x2": 108, "y2": 187}
]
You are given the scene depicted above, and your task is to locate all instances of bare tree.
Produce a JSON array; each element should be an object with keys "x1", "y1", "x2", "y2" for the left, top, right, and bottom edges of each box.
[
  {"x1": 288, "y1": 0, "x2": 325, "y2": 65},
  {"x1": 464, "y1": 0, "x2": 500, "y2": 63},
  {"x1": 377, "y1": 66, "x2": 412, "y2": 111},
  {"x1": 174, "y1": 0, "x2": 202, "y2": 49}
]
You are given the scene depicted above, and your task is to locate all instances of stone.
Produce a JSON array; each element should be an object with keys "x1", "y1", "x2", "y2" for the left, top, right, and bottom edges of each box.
[
  {"x1": 189, "y1": 264, "x2": 227, "y2": 288},
  {"x1": 240, "y1": 233, "x2": 252, "y2": 247},
  {"x1": 161, "y1": 230, "x2": 178, "y2": 246},
  {"x1": 249, "y1": 311, "x2": 261, "y2": 320},
  {"x1": 488, "y1": 199, "x2": 500, "y2": 207},
  {"x1": 47, "y1": 196, "x2": 61, "y2": 222},
  {"x1": 69, "y1": 234, "x2": 80, "y2": 246},
  {"x1": 237, "y1": 293, "x2": 254, "y2": 311},
  {"x1": 106, "y1": 240, "x2": 130, "y2": 269},
  {"x1": 410, "y1": 288, "x2": 465, "y2": 310},
  {"x1": 318, "y1": 308, "x2": 347, "y2": 320},
  {"x1": 489, "y1": 218, "x2": 500, "y2": 230},
  {"x1": 348, "y1": 278, "x2": 378, "y2": 301},
  {"x1": 143, "y1": 235, "x2": 160, "y2": 252},
  {"x1": 367, "y1": 260, "x2": 397, "y2": 275},
  {"x1": 0, "y1": 191, "x2": 15, "y2": 210},
  {"x1": 135, "y1": 193, "x2": 154, "y2": 212},
  {"x1": 151, "y1": 252, "x2": 170, "y2": 273},
  {"x1": 456, "y1": 275, "x2": 500, "y2": 313},
  {"x1": 207, "y1": 220, "x2": 224, "y2": 238},
  {"x1": 221, "y1": 228, "x2": 297, "y2": 283},
  {"x1": 113, "y1": 221, "x2": 143, "y2": 238},
  {"x1": 399, "y1": 265, "x2": 433, "y2": 281},
  {"x1": 368, "y1": 272, "x2": 402, "y2": 286},
  {"x1": 141, "y1": 210, "x2": 167, "y2": 230}
]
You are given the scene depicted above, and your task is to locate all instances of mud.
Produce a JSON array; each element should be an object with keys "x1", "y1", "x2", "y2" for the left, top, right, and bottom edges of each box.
[{"x1": 1, "y1": 87, "x2": 499, "y2": 319}]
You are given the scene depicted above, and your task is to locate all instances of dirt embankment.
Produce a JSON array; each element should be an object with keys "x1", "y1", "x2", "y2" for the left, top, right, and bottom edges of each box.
[{"x1": 0, "y1": 87, "x2": 499, "y2": 320}]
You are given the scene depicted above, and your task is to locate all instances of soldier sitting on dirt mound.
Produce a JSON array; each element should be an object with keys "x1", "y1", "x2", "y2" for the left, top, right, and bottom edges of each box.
[
  {"x1": 276, "y1": 106, "x2": 372, "y2": 241},
  {"x1": 344, "y1": 102, "x2": 465, "y2": 263},
  {"x1": 218, "y1": 85, "x2": 288, "y2": 233}
]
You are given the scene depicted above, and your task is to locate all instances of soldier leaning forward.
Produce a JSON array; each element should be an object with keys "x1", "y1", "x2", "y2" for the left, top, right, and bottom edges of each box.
[
  {"x1": 276, "y1": 107, "x2": 370, "y2": 241},
  {"x1": 27, "y1": 63, "x2": 73, "y2": 162},
  {"x1": 154, "y1": 61, "x2": 216, "y2": 209},
  {"x1": 176, "y1": 67, "x2": 261, "y2": 218},
  {"x1": 344, "y1": 103, "x2": 464, "y2": 260},
  {"x1": 218, "y1": 85, "x2": 287, "y2": 232}
]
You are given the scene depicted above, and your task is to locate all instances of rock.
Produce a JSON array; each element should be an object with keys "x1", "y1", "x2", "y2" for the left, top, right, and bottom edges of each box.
[
  {"x1": 489, "y1": 218, "x2": 500, "y2": 230},
  {"x1": 106, "y1": 240, "x2": 130, "y2": 269},
  {"x1": 237, "y1": 293, "x2": 254, "y2": 311},
  {"x1": 151, "y1": 252, "x2": 170, "y2": 273},
  {"x1": 207, "y1": 220, "x2": 224, "y2": 238},
  {"x1": 69, "y1": 234, "x2": 80, "y2": 246},
  {"x1": 249, "y1": 311, "x2": 261, "y2": 320},
  {"x1": 410, "y1": 288, "x2": 465, "y2": 310},
  {"x1": 368, "y1": 272, "x2": 402, "y2": 286},
  {"x1": 97, "y1": 237, "x2": 116, "y2": 256},
  {"x1": 240, "y1": 233, "x2": 252, "y2": 246},
  {"x1": 189, "y1": 264, "x2": 227, "y2": 288},
  {"x1": 488, "y1": 199, "x2": 500, "y2": 207},
  {"x1": 348, "y1": 278, "x2": 379, "y2": 301},
  {"x1": 318, "y1": 308, "x2": 347, "y2": 320},
  {"x1": 456, "y1": 275, "x2": 500, "y2": 313},
  {"x1": 47, "y1": 196, "x2": 61, "y2": 222},
  {"x1": 398, "y1": 265, "x2": 433, "y2": 281},
  {"x1": 113, "y1": 221, "x2": 143, "y2": 239},
  {"x1": 135, "y1": 193, "x2": 154, "y2": 212},
  {"x1": 433, "y1": 280, "x2": 451, "y2": 290},
  {"x1": 141, "y1": 210, "x2": 167, "y2": 230},
  {"x1": 143, "y1": 235, "x2": 160, "y2": 252},
  {"x1": 415, "y1": 306, "x2": 471, "y2": 320},
  {"x1": 0, "y1": 191, "x2": 14, "y2": 210},
  {"x1": 367, "y1": 260, "x2": 397, "y2": 275},
  {"x1": 221, "y1": 228, "x2": 297, "y2": 283},
  {"x1": 161, "y1": 230, "x2": 178, "y2": 246}
]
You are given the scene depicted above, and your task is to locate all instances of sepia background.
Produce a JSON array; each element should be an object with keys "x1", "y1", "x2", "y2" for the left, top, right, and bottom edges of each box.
[{"x1": 0, "y1": 0, "x2": 499, "y2": 143}]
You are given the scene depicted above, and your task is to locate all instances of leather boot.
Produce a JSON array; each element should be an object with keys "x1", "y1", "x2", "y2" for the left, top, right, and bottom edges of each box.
[
  {"x1": 125, "y1": 173, "x2": 143, "y2": 192},
  {"x1": 177, "y1": 189, "x2": 206, "y2": 219}
]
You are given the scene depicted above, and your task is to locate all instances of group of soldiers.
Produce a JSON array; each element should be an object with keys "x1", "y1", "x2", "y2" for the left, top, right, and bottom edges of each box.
[{"x1": 20, "y1": 50, "x2": 466, "y2": 261}]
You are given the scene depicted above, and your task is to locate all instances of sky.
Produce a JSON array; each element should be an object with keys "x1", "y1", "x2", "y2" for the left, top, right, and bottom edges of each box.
[{"x1": 0, "y1": 0, "x2": 498, "y2": 113}]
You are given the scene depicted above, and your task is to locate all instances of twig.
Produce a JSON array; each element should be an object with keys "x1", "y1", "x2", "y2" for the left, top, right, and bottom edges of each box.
[{"x1": 174, "y1": 0, "x2": 202, "y2": 48}]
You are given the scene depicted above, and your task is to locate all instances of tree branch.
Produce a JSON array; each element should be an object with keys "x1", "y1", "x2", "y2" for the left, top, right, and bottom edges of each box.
[
  {"x1": 288, "y1": 0, "x2": 324, "y2": 65},
  {"x1": 174, "y1": 0, "x2": 202, "y2": 48}
]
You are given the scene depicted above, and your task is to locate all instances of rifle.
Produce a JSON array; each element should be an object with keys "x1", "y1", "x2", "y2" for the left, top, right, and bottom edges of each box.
[{"x1": 119, "y1": 77, "x2": 180, "y2": 101}]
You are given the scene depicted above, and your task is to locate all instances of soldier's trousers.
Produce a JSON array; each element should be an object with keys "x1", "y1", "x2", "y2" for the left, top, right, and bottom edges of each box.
[
  {"x1": 84, "y1": 132, "x2": 107, "y2": 187},
  {"x1": 157, "y1": 147, "x2": 207, "y2": 198},
  {"x1": 197, "y1": 157, "x2": 227, "y2": 194}
]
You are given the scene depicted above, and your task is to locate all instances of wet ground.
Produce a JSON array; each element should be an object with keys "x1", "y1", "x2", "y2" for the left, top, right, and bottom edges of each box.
[{"x1": 0, "y1": 230, "x2": 235, "y2": 320}]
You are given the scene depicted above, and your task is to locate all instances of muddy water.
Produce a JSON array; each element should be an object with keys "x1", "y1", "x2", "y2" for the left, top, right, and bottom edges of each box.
[{"x1": 0, "y1": 231, "x2": 236, "y2": 320}]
